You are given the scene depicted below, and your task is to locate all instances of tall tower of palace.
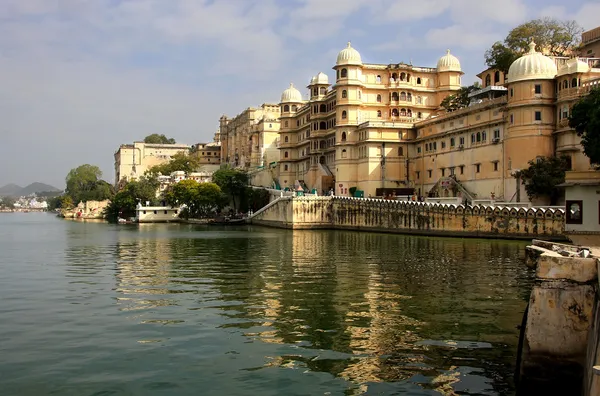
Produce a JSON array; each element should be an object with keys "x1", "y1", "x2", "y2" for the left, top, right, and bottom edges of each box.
[
  {"x1": 278, "y1": 83, "x2": 304, "y2": 189},
  {"x1": 436, "y1": 49, "x2": 463, "y2": 102},
  {"x1": 333, "y1": 42, "x2": 363, "y2": 195},
  {"x1": 504, "y1": 40, "x2": 558, "y2": 202}
]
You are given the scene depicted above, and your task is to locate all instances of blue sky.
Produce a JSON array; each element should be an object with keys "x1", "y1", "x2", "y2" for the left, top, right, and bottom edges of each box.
[{"x1": 0, "y1": 0, "x2": 598, "y2": 188}]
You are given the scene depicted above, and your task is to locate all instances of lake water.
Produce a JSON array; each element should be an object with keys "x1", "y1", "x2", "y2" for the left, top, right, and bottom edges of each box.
[{"x1": 0, "y1": 213, "x2": 533, "y2": 395}]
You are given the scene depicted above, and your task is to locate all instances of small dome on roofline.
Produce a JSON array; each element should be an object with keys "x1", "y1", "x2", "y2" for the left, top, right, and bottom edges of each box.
[
  {"x1": 336, "y1": 42, "x2": 362, "y2": 66},
  {"x1": 281, "y1": 83, "x2": 303, "y2": 103},
  {"x1": 508, "y1": 40, "x2": 557, "y2": 83},
  {"x1": 437, "y1": 49, "x2": 461, "y2": 72}
]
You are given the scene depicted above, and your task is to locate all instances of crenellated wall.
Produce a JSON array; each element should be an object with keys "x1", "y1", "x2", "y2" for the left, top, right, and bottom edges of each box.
[{"x1": 249, "y1": 196, "x2": 566, "y2": 240}]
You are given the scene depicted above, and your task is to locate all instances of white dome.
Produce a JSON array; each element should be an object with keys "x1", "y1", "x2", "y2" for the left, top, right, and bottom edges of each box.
[
  {"x1": 336, "y1": 42, "x2": 362, "y2": 66},
  {"x1": 508, "y1": 41, "x2": 557, "y2": 83},
  {"x1": 281, "y1": 83, "x2": 303, "y2": 103},
  {"x1": 437, "y1": 49, "x2": 461, "y2": 72},
  {"x1": 557, "y1": 57, "x2": 590, "y2": 76},
  {"x1": 310, "y1": 72, "x2": 329, "y2": 85}
]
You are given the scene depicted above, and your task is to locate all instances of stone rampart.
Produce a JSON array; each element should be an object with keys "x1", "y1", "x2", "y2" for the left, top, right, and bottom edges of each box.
[{"x1": 249, "y1": 196, "x2": 566, "y2": 240}]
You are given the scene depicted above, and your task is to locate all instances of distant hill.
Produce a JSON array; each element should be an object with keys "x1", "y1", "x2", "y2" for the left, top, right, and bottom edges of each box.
[
  {"x1": 0, "y1": 183, "x2": 22, "y2": 196},
  {"x1": 0, "y1": 182, "x2": 61, "y2": 197}
]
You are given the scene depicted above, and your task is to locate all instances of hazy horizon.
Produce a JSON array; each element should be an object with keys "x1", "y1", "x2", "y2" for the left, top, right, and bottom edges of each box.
[{"x1": 0, "y1": 0, "x2": 597, "y2": 189}]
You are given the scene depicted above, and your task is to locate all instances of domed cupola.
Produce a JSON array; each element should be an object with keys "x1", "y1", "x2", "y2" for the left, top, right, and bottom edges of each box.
[
  {"x1": 311, "y1": 72, "x2": 329, "y2": 85},
  {"x1": 281, "y1": 83, "x2": 303, "y2": 103},
  {"x1": 508, "y1": 41, "x2": 558, "y2": 83},
  {"x1": 557, "y1": 57, "x2": 590, "y2": 76},
  {"x1": 437, "y1": 49, "x2": 461, "y2": 72},
  {"x1": 336, "y1": 42, "x2": 362, "y2": 66}
]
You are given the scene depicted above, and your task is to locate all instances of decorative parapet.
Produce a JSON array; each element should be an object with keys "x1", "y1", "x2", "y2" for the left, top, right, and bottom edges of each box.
[{"x1": 251, "y1": 196, "x2": 565, "y2": 239}]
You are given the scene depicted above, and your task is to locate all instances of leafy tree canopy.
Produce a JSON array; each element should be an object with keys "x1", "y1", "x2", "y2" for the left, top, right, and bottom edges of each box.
[
  {"x1": 212, "y1": 167, "x2": 249, "y2": 210},
  {"x1": 104, "y1": 175, "x2": 160, "y2": 222},
  {"x1": 164, "y1": 180, "x2": 226, "y2": 218},
  {"x1": 440, "y1": 83, "x2": 481, "y2": 112},
  {"x1": 0, "y1": 196, "x2": 16, "y2": 209},
  {"x1": 485, "y1": 18, "x2": 583, "y2": 73},
  {"x1": 65, "y1": 164, "x2": 113, "y2": 204},
  {"x1": 144, "y1": 134, "x2": 176, "y2": 144},
  {"x1": 515, "y1": 156, "x2": 569, "y2": 205},
  {"x1": 569, "y1": 87, "x2": 600, "y2": 166},
  {"x1": 146, "y1": 152, "x2": 201, "y2": 176}
]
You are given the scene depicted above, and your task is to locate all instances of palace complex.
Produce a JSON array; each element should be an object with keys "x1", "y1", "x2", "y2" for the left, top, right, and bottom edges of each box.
[{"x1": 219, "y1": 30, "x2": 600, "y2": 204}]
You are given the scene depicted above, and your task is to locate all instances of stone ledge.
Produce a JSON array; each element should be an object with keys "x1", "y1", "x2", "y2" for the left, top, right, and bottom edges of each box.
[{"x1": 537, "y1": 255, "x2": 599, "y2": 283}]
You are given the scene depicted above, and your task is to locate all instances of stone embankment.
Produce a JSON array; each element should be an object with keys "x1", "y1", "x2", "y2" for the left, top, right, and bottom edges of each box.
[
  {"x1": 248, "y1": 196, "x2": 566, "y2": 240},
  {"x1": 520, "y1": 240, "x2": 599, "y2": 395}
]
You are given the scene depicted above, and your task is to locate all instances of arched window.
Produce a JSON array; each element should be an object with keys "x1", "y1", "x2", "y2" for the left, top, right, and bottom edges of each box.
[
  {"x1": 391, "y1": 73, "x2": 397, "y2": 81},
  {"x1": 319, "y1": 104, "x2": 326, "y2": 112},
  {"x1": 284, "y1": 136, "x2": 289, "y2": 143},
  {"x1": 392, "y1": 92, "x2": 399, "y2": 101},
  {"x1": 341, "y1": 68, "x2": 347, "y2": 78},
  {"x1": 416, "y1": 96, "x2": 422, "y2": 104},
  {"x1": 320, "y1": 121, "x2": 326, "y2": 130},
  {"x1": 572, "y1": 78, "x2": 578, "y2": 87},
  {"x1": 376, "y1": 94, "x2": 382, "y2": 102},
  {"x1": 284, "y1": 121, "x2": 289, "y2": 127},
  {"x1": 320, "y1": 140, "x2": 326, "y2": 149},
  {"x1": 398, "y1": 147, "x2": 404, "y2": 156},
  {"x1": 450, "y1": 137, "x2": 455, "y2": 146},
  {"x1": 284, "y1": 165, "x2": 288, "y2": 171},
  {"x1": 400, "y1": 108, "x2": 407, "y2": 116},
  {"x1": 400, "y1": 72, "x2": 406, "y2": 81},
  {"x1": 482, "y1": 131, "x2": 487, "y2": 141},
  {"x1": 341, "y1": 149, "x2": 347, "y2": 158},
  {"x1": 564, "y1": 80, "x2": 568, "y2": 89},
  {"x1": 471, "y1": 134, "x2": 475, "y2": 143},
  {"x1": 407, "y1": 109, "x2": 412, "y2": 117},
  {"x1": 377, "y1": 110, "x2": 382, "y2": 118},
  {"x1": 284, "y1": 151, "x2": 289, "y2": 158},
  {"x1": 476, "y1": 132, "x2": 481, "y2": 142},
  {"x1": 407, "y1": 93, "x2": 412, "y2": 102},
  {"x1": 392, "y1": 109, "x2": 399, "y2": 117},
  {"x1": 400, "y1": 92, "x2": 406, "y2": 101},
  {"x1": 292, "y1": 105, "x2": 297, "y2": 111},
  {"x1": 320, "y1": 87, "x2": 326, "y2": 95},
  {"x1": 341, "y1": 132, "x2": 347, "y2": 141},
  {"x1": 283, "y1": 105, "x2": 290, "y2": 112},
  {"x1": 417, "y1": 112, "x2": 422, "y2": 119},
  {"x1": 313, "y1": 88, "x2": 318, "y2": 96},
  {"x1": 341, "y1": 111, "x2": 347, "y2": 119},
  {"x1": 376, "y1": 75, "x2": 381, "y2": 83},
  {"x1": 342, "y1": 90, "x2": 347, "y2": 98},
  {"x1": 494, "y1": 71, "x2": 500, "y2": 83},
  {"x1": 485, "y1": 74, "x2": 491, "y2": 87},
  {"x1": 417, "y1": 77, "x2": 422, "y2": 85}
]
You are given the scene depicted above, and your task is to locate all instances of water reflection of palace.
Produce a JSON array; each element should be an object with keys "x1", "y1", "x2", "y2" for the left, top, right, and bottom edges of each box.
[
  {"x1": 113, "y1": 226, "x2": 174, "y2": 312},
  {"x1": 234, "y1": 230, "x2": 527, "y2": 394}
]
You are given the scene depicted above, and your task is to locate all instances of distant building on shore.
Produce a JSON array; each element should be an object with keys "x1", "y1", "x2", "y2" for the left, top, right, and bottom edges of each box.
[{"x1": 114, "y1": 141, "x2": 191, "y2": 187}]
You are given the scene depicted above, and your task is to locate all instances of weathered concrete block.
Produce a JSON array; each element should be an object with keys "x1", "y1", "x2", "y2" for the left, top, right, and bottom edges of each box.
[
  {"x1": 526, "y1": 283, "x2": 595, "y2": 356},
  {"x1": 537, "y1": 254, "x2": 599, "y2": 283}
]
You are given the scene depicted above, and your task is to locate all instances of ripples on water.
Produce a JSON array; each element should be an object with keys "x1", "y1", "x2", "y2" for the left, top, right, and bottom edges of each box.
[{"x1": 0, "y1": 214, "x2": 533, "y2": 395}]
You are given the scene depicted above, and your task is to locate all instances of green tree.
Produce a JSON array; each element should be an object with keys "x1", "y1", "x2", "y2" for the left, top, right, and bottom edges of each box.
[
  {"x1": 104, "y1": 175, "x2": 159, "y2": 222},
  {"x1": 440, "y1": 83, "x2": 481, "y2": 112},
  {"x1": 516, "y1": 156, "x2": 569, "y2": 205},
  {"x1": 144, "y1": 134, "x2": 176, "y2": 144},
  {"x1": 569, "y1": 87, "x2": 600, "y2": 166},
  {"x1": 146, "y1": 152, "x2": 201, "y2": 176},
  {"x1": 65, "y1": 164, "x2": 113, "y2": 204},
  {"x1": 164, "y1": 180, "x2": 226, "y2": 218},
  {"x1": 60, "y1": 195, "x2": 74, "y2": 209},
  {"x1": 0, "y1": 196, "x2": 16, "y2": 209},
  {"x1": 245, "y1": 188, "x2": 271, "y2": 212},
  {"x1": 212, "y1": 167, "x2": 249, "y2": 210},
  {"x1": 485, "y1": 18, "x2": 583, "y2": 73}
]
